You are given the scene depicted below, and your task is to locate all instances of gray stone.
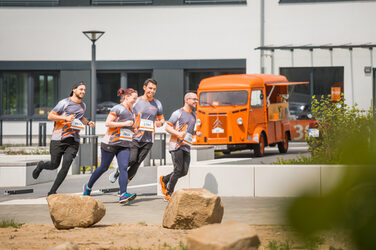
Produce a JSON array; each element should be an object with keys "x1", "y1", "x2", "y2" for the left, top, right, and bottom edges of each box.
[
  {"x1": 47, "y1": 194, "x2": 106, "y2": 229},
  {"x1": 186, "y1": 222, "x2": 261, "y2": 250},
  {"x1": 162, "y1": 188, "x2": 224, "y2": 229}
]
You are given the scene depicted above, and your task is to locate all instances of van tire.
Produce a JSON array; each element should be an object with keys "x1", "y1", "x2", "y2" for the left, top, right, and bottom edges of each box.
[
  {"x1": 278, "y1": 133, "x2": 289, "y2": 153},
  {"x1": 254, "y1": 134, "x2": 265, "y2": 157}
]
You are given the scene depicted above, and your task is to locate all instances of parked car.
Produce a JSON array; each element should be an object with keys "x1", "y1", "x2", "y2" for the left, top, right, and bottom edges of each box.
[{"x1": 97, "y1": 101, "x2": 117, "y2": 114}]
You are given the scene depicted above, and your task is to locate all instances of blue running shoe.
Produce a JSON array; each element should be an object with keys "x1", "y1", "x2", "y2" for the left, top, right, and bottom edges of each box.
[
  {"x1": 83, "y1": 184, "x2": 91, "y2": 196},
  {"x1": 119, "y1": 192, "x2": 136, "y2": 204}
]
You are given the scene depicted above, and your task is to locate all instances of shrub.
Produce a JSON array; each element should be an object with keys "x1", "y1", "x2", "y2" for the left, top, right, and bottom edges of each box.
[{"x1": 306, "y1": 95, "x2": 374, "y2": 164}]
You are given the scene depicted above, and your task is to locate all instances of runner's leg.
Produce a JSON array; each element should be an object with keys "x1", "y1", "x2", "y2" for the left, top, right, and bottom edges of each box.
[{"x1": 88, "y1": 148, "x2": 116, "y2": 189}]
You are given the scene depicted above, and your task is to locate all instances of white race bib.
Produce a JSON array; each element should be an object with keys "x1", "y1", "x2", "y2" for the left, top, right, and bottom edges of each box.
[
  {"x1": 183, "y1": 133, "x2": 193, "y2": 146},
  {"x1": 139, "y1": 119, "x2": 154, "y2": 131},
  {"x1": 71, "y1": 119, "x2": 85, "y2": 130},
  {"x1": 119, "y1": 128, "x2": 133, "y2": 141}
]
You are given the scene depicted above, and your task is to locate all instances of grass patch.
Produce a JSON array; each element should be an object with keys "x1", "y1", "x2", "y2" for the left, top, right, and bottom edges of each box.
[{"x1": 0, "y1": 219, "x2": 23, "y2": 228}]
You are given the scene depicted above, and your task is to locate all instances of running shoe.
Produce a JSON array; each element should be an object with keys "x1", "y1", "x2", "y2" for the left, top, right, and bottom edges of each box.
[
  {"x1": 119, "y1": 192, "x2": 136, "y2": 204},
  {"x1": 109, "y1": 168, "x2": 120, "y2": 183},
  {"x1": 159, "y1": 176, "x2": 168, "y2": 195},
  {"x1": 163, "y1": 194, "x2": 171, "y2": 202},
  {"x1": 83, "y1": 183, "x2": 91, "y2": 196},
  {"x1": 32, "y1": 161, "x2": 44, "y2": 179}
]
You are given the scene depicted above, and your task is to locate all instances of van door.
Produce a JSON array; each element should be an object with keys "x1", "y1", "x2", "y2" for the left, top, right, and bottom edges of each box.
[{"x1": 248, "y1": 89, "x2": 265, "y2": 139}]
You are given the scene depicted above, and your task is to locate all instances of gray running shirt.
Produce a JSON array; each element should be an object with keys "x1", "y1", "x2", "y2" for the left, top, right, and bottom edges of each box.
[
  {"x1": 167, "y1": 108, "x2": 196, "y2": 152},
  {"x1": 101, "y1": 104, "x2": 134, "y2": 148},
  {"x1": 50, "y1": 97, "x2": 86, "y2": 142},
  {"x1": 133, "y1": 97, "x2": 164, "y2": 143}
]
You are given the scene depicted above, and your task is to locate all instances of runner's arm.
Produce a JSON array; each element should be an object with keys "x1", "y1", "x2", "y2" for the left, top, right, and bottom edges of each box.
[
  {"x1": 105, "y1": 113, "x2": 133, "y2": 128},
  {"x1": 48, "y1": 110, "x2": 74, "y2": 122}
]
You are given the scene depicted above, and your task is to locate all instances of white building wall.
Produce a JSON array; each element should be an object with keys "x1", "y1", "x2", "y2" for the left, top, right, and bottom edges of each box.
[
  {"x1": 0, "y1": 5, "x2": 258, "y2": 63},
  {"x1": 265, "y1": 0, "x2": 376, "y2": 109}
]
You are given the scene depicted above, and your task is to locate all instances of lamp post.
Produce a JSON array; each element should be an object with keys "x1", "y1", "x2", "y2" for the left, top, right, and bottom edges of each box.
[{"x1": 82, "y1": 30, "x2": 105, "y2": 135}]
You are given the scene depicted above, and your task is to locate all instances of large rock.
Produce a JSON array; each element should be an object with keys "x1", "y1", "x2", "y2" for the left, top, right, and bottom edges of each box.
[
  {"x1": 162, "y1": 188, "x2": 224, "y2": 229},
  {"x1": 186, "y1": 222, "x2": 261, "y2": 250},
  {"x1": 47, "y1": 194, "x2": 106, "y2": 229}
]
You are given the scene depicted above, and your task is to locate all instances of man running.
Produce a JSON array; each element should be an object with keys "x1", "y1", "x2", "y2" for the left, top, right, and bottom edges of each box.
[
  {"x1": 32, "y1": 82, "x2": 95, "y2": 196},
  {"x1": 159, "y1": 92, "x2": 200, "y2": 201},
  {"x1": 109, "y1": 78, "x2": 164, "y2": 184}
]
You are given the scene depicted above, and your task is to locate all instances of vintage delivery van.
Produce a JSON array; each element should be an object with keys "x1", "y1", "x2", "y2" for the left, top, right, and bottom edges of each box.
[{"x1": 194, "y1": 74, "x2": 308, "y2": 157}]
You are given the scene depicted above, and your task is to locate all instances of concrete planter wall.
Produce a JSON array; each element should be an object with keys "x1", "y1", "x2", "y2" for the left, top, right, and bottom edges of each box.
[{"x1": 157, "y1": 164, "x2": 345, "y2": 197}]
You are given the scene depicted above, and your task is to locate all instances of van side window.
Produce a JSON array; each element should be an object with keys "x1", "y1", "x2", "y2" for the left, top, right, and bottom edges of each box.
[{"x1": 251, "y1": 90, "x2": 263, "y2": 108}]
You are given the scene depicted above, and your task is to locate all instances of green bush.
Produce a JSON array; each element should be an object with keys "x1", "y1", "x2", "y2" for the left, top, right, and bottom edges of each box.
[
  {"x1": 306, "y1": 95, "x2": 374, "y2": 164},
  {"x1": 286, "y1": 97, "x2": 376, "y2": 249}
]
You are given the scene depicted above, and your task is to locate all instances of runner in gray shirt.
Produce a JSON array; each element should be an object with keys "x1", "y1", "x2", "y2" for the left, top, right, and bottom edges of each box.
[
  {"x1": 159, "y1": 92, "x2": 201, "y2": 201},
  {"x1": 32, "y1": 82, "x2": 95, "y2": 196},
  {"x1": 109, "y1": 78, "x2": 164, "y2": 184}
]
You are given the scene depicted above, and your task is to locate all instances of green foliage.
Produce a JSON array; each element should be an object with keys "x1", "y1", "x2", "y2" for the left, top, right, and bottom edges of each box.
[
  {"x1": 274, "y1": 154, "x2": 313, "y2": 165},
  {"x1": 306, "y1": 95, "x2": 374, "y2": 164},
  {"x1": 287, "y1": 97, "x2": 376, "y2": 249},
  {"x1": 0, "y1": 219, "x2": 23, "y2": 228}
]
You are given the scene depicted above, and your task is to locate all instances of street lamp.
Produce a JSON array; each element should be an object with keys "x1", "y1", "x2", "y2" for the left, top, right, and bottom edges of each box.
[{"x1": 82, "y1": 30, "x2": 105, "y2": 135}]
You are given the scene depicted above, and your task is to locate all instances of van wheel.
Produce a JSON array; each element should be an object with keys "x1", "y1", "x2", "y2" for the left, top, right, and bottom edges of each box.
[
  {"x1": 278, "y1": 133, "x2": 289, "y2": 153},
  {"x1": 254, "y1": 134, "x2": 265, "y2": 157}
]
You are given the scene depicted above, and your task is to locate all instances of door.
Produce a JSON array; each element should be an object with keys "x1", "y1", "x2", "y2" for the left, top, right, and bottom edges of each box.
[{"x1": 248, "y1": 89, "x2": 265, "y2": 136}]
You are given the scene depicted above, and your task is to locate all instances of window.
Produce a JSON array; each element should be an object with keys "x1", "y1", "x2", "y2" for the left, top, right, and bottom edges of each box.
[
  {"x1": 0, "y1": 0, "x2": 59, "y2": 6},
  {"x1": 34, "y1": 73, "x2": 58, "y2": 116},
  {"x1": 199, "y1": 91, "x2": 248, "y2": 106},
  {"x1": 1, "y1": 72, "x2": 28, "y2": 116},
  {"x1": 96, "y1": 71, "x2": 152, "y2": 115},
  {"x1": 251, "y1": 90, "x2": 264, "y2": 107},
  {"x1": 280, "y1": 67, "x2": 343, "y2": 120},
  {"x1": 185, "y1": 69, "x2": 246, "y2": 93}
]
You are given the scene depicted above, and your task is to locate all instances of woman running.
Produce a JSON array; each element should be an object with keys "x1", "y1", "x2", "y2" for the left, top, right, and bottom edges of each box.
[{"x1": 83, "y1": 88, "x2": 138, "y2": 204}]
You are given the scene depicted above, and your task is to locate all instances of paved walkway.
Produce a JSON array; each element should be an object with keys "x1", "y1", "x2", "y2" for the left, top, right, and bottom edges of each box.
[{"x1": 0, "y1": 143, "x2": 308, "y2": 225}]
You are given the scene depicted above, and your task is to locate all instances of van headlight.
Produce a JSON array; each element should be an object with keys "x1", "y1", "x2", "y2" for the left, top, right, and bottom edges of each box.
[
  {"x1": 196, "y1": 119, "x2": 201, "y2": 126},
  {"x1": 237, "y1": 117, "x2": 243, "y2": 125}
]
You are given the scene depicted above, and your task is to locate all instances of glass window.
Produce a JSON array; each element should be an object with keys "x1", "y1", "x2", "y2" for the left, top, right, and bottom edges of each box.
[
  {"x1": 251, "y1": 90, "x2": 264, "y2": 107},
  {"x1": 127, "y1": 72, "x2": 152, "y2": 95},
  {"x1": 2, "y1": 72, "x2": 28, "y2": 115},
  {"x1": 280, "y1": 67, "x2": 343, "y2": 120},
  {"x1": 199, "y1": 91, "x2": 248, "y2": 106},
  {"x1": 96, "y1": 71, "x2": 152, "y2": 114},
  {"x1": 34, "y1": 73, "x2": 58, "y2": 116},
  {"x1": 97, "y1": 72, "x2": 121, "y2": 114}
]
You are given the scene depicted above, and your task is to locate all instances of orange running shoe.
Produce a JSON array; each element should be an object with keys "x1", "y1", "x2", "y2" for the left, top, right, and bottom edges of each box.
[
  {"x1": 163, "y1": 194, "x2": 171, "y2": 202},
  {"x1": 159, "y1": 176, "x2": 168, "y2": 195}
]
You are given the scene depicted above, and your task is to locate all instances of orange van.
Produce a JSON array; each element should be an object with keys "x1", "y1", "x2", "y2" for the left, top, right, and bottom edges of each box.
[{"x1": 194, "y1": 74, "x2": 308, "y2": 156}]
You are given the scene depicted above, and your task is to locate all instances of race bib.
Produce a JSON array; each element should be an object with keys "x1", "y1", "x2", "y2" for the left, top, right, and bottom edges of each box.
[
  {"x1": 71, "y1": 119, "x2": 85, "y2": 130},
  {"x1": 139, "y1": 119, "x2": 154, "y2": 131},
  {"x1": 119, "y1": 128, "x2": 133, "y2": 141},
  {"x1": 183, "y1": 133, "x2": 193, "y2": 146}
]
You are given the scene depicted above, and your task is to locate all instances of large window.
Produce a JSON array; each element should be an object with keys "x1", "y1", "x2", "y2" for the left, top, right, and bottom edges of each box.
[
  {"x1": 280, "y1": 67, "x2": 344, "y2": 120},
  {"x1": 199, "y1": 91, "x2": 248, "y2": 107},
  {"x1": 96, "y1": 71, "x2": 152, "y2": 115},
  {"x1": 1, "y1": 71, "x2": 58, "y2": 118},
  {"x1": 34, "y1": 73, "x2": 58, "y2": 116},
  {"x1": 1, "y1": 72, "x2": 28, "y2": 116},
  {"x1": 185, "y1": 69, "x2": 246, "y2": 93}
]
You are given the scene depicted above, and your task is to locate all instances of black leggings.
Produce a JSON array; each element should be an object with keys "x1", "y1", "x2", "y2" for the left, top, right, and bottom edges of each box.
[
  {"x1": 40, "y1": 137, "x2": 79, "y2": 195},
  {"x1": 163, "y1": 149, "x2": 190, "y2": 194},
  {"x1": 127, "y1": 141, "x2": 153, "y2": 180}
]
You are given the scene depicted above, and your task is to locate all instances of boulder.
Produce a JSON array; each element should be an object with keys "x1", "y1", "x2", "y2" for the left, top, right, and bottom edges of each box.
[
  {"x1": 47, "y1": 194, "x2": 106, "y2": 229},
  {"x1": 186, "y1": 222, "x2": 261, "y2": 250},
  {"x1": 162, "y1": 188, "x2": 224, "y2": 229}
]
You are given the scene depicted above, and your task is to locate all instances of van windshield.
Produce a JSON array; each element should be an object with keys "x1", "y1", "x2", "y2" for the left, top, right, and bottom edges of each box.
[{"x1": 199, "y1": 91, "x2": 248, "y2": 107}]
